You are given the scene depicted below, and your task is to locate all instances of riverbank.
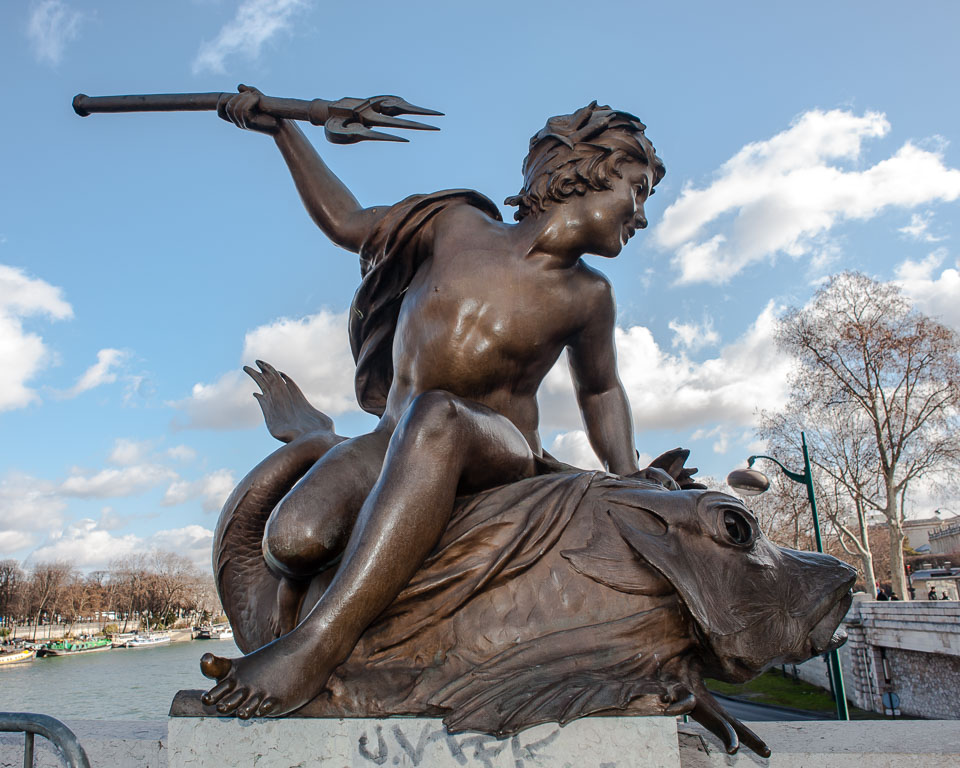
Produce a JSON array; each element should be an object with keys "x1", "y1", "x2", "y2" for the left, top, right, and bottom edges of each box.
[{"x1": 5, "y1": 620, "x2": 144, "y2": 642}]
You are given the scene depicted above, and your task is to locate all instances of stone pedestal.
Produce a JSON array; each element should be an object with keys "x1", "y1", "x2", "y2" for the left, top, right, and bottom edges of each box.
[{"x1": 166, "y1": 714, "x2": 681, "y2": 768}]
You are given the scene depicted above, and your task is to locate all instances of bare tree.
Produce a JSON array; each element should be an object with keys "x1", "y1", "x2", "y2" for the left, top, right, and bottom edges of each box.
[
  {"x1": 27, "y1": 562, "x2": 74, "y2": 640},
  {"x1": 109, "y1": 554, "x2": 148, "y2": 632},
  {"x1": 772, "y1": 272, "x2": 960, "y2": 598},
  {"x1": 0, "y1": 560, "x2": 25, "y2": 630},
  {"x1": 142, "y1": 551, "x2": 196, "y2": 628},
  {"x1": 761, "y1": 408, "x2": 880, "y2": 593},
  {"x1": 739, "y1": 468, "x2": 814, "y2": 551}
]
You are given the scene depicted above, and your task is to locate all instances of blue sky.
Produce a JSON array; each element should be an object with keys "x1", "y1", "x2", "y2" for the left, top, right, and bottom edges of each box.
[{"x1": 2, "y1": 0, "x2": 959, "y2": 570}]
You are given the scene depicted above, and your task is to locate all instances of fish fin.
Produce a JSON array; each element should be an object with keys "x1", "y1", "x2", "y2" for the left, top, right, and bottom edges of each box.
[{"x1": 561, "y1": 511, "x2": 671, "y2": 596}]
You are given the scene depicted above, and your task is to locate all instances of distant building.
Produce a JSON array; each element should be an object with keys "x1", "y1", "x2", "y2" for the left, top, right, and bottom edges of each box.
[
  {"x1": 904, "y1": 515, "x2": 954, "y2": 553},
  {"x1": 930, "y1": 521, "x2": 960, "y2": 556}
]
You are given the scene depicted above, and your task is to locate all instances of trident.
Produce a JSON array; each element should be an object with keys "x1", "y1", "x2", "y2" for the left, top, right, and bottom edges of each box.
[{"x1": 72, "y1": 87, "x2": 442, "y2": 144}]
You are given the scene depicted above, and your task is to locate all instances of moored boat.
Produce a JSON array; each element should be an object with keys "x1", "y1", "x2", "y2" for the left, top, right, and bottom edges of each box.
[
  {"x1": 197, "y1": 624, "x2": 233, "y2": 640},
  {"x1": 0, "y1": 648, "x2": 36, "y2": 665},
  {"x1": 36, "y1": 637, "x2": 113, "y2": 657},
  {"x1": 121, "y1": 632, "x2": 171, "y2": 648}
]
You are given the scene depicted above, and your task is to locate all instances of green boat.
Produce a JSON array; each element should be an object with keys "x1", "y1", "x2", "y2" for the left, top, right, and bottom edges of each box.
[{"x1": 36, "y1": 637, "x2": 113, "y2": 657}]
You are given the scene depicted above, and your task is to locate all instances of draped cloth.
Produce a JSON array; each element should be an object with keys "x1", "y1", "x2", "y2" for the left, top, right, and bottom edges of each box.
[{"x1": 349, "y1": 189, "x2": 503, "y2": 416}]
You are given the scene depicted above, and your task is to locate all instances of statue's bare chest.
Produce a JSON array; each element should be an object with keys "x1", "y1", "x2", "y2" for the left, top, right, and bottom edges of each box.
[{"x1": 392, "y1": 251, "x2": 586, "y2": 387}]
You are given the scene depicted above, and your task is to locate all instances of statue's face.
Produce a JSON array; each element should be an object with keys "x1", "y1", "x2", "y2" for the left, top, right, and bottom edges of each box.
[{"x1": 576, "y1": 162, "x2": 654, "y2": 258}]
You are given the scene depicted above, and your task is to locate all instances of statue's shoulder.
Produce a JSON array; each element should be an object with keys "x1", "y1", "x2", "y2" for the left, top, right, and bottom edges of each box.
[
  {"x1": 361, "y1": 189, "x2": 502, "y2": 262},
  {"x1": 401, "y1": 188, "x2": 502, "y2": 225}
]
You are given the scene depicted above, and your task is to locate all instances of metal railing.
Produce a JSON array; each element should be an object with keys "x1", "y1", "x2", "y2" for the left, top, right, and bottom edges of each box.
[{"x1": 0, "y1": 713, "x2": 90, "y2": 768}]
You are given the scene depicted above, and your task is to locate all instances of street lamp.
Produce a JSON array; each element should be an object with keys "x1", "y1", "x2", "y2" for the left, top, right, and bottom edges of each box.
[{"x1": 726, "y1": 431, "x2": 850, "y2": 721}]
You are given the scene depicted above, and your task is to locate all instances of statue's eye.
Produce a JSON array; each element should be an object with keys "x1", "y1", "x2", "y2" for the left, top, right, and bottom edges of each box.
[{"x1": 722, "y1": 509, "x2": 755, "y2": 547}]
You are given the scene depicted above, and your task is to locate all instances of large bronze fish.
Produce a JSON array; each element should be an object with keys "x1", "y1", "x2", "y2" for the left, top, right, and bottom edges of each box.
[{"x1": 209, "y1": 364, "x2": 855, "y2": 758}]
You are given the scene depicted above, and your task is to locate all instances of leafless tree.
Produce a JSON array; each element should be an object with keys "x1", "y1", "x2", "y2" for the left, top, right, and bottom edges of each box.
[
  {"x1": 108, "y1": 554, "x2": 149, "y2": 632},
  {"x1": 760, "y1": 408, "x2": 880, "y2": 593},
  {"x1": 0, "y1": 560, "x2": 25, "y2": 629},
  {"x1": 141, "y1": 550, "x2": 195, "y2": 628},
  {"x1": 26, "y1": 562, "x2": 74, "y2": 640},
  {"x1": 769, "y1": 272, "x2": 960, "y2": 598}
]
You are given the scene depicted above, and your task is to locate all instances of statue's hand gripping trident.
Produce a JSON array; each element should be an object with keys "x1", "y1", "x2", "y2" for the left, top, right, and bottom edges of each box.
[{"x1": 73, "y1": 85, "x2": 442, "y2": 143}]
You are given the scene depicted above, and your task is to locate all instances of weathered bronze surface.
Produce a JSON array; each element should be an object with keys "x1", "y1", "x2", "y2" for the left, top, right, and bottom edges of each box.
[{"x1": 77, "y1": 87, "x2": 856, "y2": 757}]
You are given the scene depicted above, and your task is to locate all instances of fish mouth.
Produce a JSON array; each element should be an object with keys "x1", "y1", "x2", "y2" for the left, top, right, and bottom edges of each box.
[{"x1": 808, "y1": 589, "x2": 852, "y2": 655}]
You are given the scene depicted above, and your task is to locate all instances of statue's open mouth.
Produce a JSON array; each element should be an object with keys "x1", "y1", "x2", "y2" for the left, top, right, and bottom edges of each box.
[{"x1": 808, "y1": 590, "x2": 853, "y2": 656}]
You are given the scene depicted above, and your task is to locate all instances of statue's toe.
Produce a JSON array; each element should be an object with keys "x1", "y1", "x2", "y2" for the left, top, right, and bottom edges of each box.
[{"x1": 200, "y1": 652, "x2": 232, "y2": 680}]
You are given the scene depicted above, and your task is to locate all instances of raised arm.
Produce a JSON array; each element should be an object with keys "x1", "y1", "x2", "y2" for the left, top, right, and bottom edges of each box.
[
  {"x1": 566, "y1": 278, "x2": 640, "y2": 477},
  {"x1": 220, "y1": 86, "x2": 387, "y2": 253}
]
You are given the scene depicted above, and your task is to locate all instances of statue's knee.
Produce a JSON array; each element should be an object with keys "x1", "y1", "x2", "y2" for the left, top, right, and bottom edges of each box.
[
  {"x1": 400, "y1": 390, "x2": 463, "y2": 446},
  {"x1": 262, "y1": 498, "x2": 336, "y2": 579}
]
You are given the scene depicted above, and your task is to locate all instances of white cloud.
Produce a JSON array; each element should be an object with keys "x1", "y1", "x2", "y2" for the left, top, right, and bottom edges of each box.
[
  {"x1": 668, "y1": 316, "x2": 720, "y2": 351},
  {"x1": 59, "y1": 464, "x2": 177, "y2": 498},
  {"x1": 162, "y1": 469, "x2": 236, "y2": 512},
  {"x1": 171, "y1": 310, "x2": 358, "y2": 430},
  {"x1": 167, "y1": 445, "x2": 198, "y2": 462},
  {"x1": 0, "y1": 265, "x2": 72, "y2": 411},
  {"x1": 0, "y1": 530, "x2": 36, "y2": 553},
  {"x1": 690, "y1": 425, "x2": 731, "y2": 454},
  {"x1": 28, "y1": 518, "x2": 142, "y2": 568},
  {"x1": 0, "y1": 472, "x2": 66, "y2": 552},
  {"x1": 899, "y1": 212, "x2": 943, "y2": 243},
  {"x1": 108, "y1": 438, "x2": 153, "y2": 466},
  {"x1": 547, "y1": 430, "x2": 654, "y2": 472},
  {"x1": 24, "y1": 521, "x2": 214, "y2": 571},
  {"x1": 26, "y1": 0, "x2": 84, "y2": 65},
  {"x1": 538, "y1": 302, "x2": 792, "y2": 436},
  {"x1": 2, "y1": 460, "x2": 216, "y2": 569},
  {"x1": 97, "y1": 507, "x2": 132, "y2": 532},
  {"x1": 895, "y1": 251, "x2": 960, "y2": 331},
  {"x1": 655, "y1": 110, "x2": 960, "y2": 284},
  {"x1": 548, "y1": 431, "x2": 604, "y2": 470},
  {"x1": 147, "y1": 525, "x2": 214, "y2": 570},
  {"x1": 61, "y1": 348, "x2": 127, "y2": 398},
  {"x1": 193, "y1": 0, "x2": 309, "y2": 74}
]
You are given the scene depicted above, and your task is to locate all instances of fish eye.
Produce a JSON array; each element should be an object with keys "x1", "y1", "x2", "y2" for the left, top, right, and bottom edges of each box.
[{"x1": 721, "y1": 508, "x2": 755, "y2": 547}]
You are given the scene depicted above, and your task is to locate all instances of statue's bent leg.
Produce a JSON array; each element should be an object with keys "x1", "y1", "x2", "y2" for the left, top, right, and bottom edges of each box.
[
  {"x1": 201, "y1": 390, "x2": 535, "y2": 718},
  {"x1": 261, "y1": 430, "x2": 391, "y2": 636}
]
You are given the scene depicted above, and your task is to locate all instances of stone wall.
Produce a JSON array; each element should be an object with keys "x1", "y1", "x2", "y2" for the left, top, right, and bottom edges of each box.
[
  {"x1": 4, "y1": 719, "x2": 960, "y2": 768},
  {"x1": 883, "y1": 646, "x2": 960, "y2": 720},
  {"x1": 793, "y1": 595, "x2": 960, "y2": 717}
]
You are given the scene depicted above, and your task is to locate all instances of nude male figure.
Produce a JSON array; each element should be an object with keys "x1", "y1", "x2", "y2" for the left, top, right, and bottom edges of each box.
[{"x1": 200, "y1": 87, "x2": 666, "y2": 718}]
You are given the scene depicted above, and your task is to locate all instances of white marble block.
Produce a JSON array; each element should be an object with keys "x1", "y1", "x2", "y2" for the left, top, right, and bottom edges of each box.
[{"x1": 167, "y1": 715, "x2": 681, "y2": 768}]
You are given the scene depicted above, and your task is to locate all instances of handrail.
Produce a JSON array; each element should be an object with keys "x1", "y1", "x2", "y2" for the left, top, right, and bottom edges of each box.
[{"x1": 0, "y1": 713, "x2": 90, "y2": 768}]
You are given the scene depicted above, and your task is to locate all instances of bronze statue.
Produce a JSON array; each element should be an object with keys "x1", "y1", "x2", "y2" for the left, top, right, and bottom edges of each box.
[
  {"x1": 75, "y1": 87, "x2": 856, "y2": 757},
  {"x1": 191, "y1": 87, "x2": 673, "y2": 722}
]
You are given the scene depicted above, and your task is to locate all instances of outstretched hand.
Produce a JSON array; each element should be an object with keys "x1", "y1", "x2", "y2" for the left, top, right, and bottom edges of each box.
[{"x1": 217, "y1": 85, "x2": 281, "y2": 135}]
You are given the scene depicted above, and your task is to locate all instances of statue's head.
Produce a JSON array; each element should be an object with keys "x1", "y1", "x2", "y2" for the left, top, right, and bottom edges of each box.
[{"x1": 505, "y1": 102, "x2": 665, "y2": 222}]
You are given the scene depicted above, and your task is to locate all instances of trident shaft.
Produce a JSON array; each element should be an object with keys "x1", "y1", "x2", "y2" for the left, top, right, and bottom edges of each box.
[{"x1": 72, "y1": 90, "x2": 443, "y2": 144}]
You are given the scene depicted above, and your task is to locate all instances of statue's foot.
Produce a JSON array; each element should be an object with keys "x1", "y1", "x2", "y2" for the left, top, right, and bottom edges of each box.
[{"x1": 200, "y1": 635, "x2": 331, "y2": 718}]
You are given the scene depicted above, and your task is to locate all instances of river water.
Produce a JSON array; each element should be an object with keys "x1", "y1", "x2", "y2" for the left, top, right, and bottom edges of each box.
[{"x1": 0, "y1": 638, "x2": 240, "y2": 720}]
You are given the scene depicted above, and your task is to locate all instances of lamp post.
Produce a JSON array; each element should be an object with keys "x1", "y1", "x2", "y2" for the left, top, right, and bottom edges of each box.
[{"x1": 726, "y1": 431, "x2": 850, "y2": 721}]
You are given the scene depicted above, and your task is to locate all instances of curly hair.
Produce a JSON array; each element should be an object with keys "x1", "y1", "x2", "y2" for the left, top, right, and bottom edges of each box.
[{"x1": 504, "y1": 102, "x2": 665, "y2": 222}]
